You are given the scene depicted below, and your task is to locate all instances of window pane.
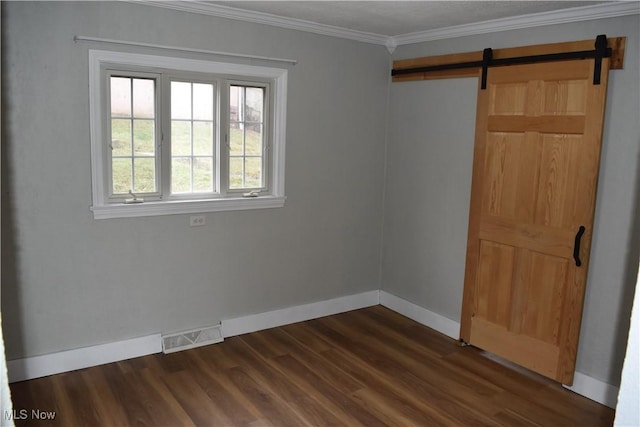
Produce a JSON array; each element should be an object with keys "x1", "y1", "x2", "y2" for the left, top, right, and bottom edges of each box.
[
  {"x1": 193, "y1": 157, "x2": 213, "y2": 192},
  {"x1": 134, "y1": 119, "x2": 155, "y2": 155},
  {"x1": 245, "y1": 123, "x2": 262, "y2": 155},
  {"x1": 245, "y1": 157, "x2": 262, "y2": 188},
  {"x1": 193, "y1": 83, "x2": 213, "y2": 120},
  {"x1": 133, "y1": 79, "x2": 155, "y2": 118},
  {"x1": 193, "y1": 121, "x2": 213, "y2": 156},
  {"x1": 111, "y1": 119, "x2": 131, "y2": 156},
  {"x1": 245, "y1": 87, "x2": 264, "y2": 122},
  {"x1": 172, "y1": 157, "x2": 192, "y2": 193},
  {"x1": 134, "y1": 158, "x2": 156, "y2": 193},
  {"x1": 112, "y1": 158, "x2": 132, "y2": 194},
  {"x1": 230, "y1": 85, "x2": 241, "y2": 121},
  {"x1": 172, "y1": 121, "x2": 191, "y2": 156},
  {"x1": 229, "y1": 157, "x2": 244, "y2": 189},
  {"x1": 110, "y1": 77, "x2": 131, "y2": 118},
  {"x1": 171, "y1": 81, "x2": 192, "y2": 120},
  {"x1": 229, "y1": 124, "x2": 243, "y2": 156}
]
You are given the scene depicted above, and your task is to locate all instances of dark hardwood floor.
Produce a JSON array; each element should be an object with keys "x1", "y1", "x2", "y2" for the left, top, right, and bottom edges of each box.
[{"x1": 9, "y1": 306, "x2": 615, "y2": 426}]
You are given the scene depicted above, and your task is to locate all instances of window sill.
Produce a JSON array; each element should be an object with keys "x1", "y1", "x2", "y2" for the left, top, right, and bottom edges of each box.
[{"x1": 91, "y1": 195, "x2": 286, "y2": 219}]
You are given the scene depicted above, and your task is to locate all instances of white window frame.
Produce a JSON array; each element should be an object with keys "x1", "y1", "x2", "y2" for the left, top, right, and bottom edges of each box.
[{"x1": 89, "y1": 50, "x2": 287, "y2": 219}]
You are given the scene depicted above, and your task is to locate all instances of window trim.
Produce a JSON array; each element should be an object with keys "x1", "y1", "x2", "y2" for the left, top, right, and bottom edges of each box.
[{"x1": 88, "y1": 49, "x2": 287, "y2": 219}]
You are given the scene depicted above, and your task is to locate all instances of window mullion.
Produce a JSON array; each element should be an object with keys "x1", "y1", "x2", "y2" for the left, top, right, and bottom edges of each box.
[
  {"x1": 160, "y1": 75, "x2": 172, "y2": 200},
  {"x1": 219, "y1": 79, "x2": 229, "y2": 196},
  {"x1": 190, "y1": 83, "x2": 195, "y2": 193},
  {"x1": 241, "y1": 86, "x2": 246, "y2": 189},
  {"x1": 129, "y1": 82, "x2": 135, "y2": 193},
  {"x1": 154, "y1": 76, "x2": 163, "y2": 199}
]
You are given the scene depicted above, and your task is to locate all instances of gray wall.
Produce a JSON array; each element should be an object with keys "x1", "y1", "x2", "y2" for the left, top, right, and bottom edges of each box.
[
  {"x1": 1, "y1": 2, "x2": 389, "y2": 359},
  {"x1": 382, "y1": 15, "x2": 640, "y2": 386}
]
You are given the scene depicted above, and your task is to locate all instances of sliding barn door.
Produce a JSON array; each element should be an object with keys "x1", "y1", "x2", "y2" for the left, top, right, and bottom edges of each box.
[{"x1": 460, "y1": 58, "x2": 610, "y2": 385}]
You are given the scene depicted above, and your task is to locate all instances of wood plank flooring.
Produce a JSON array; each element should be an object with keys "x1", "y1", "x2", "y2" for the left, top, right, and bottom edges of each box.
[{"x1": 9, "y1": 306, "x2": 615, "y2": 426}]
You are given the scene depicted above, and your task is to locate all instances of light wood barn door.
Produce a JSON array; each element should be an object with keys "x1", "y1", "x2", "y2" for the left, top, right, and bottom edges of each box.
[{"x1": 460, "y1": 58, "x2": 610, "y2": 385}]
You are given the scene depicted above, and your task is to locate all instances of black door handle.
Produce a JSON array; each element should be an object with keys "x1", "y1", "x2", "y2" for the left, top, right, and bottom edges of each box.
[{"x1": 573, "y1": 226, "x2": 586, "y2": 267}]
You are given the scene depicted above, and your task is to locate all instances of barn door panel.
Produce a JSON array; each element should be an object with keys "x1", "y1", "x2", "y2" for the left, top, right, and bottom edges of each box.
[{"x1": 460, "y1": 58, "x2": 609, "y2": 385}]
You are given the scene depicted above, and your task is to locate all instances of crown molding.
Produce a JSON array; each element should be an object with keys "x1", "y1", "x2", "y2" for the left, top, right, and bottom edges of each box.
[
  {"x1": 133, "y1": 0, "x2": 389, "y2": 46},
  {"x1": 392, "y1": 1, "x2": 640, "y2": 46},
  {"x1": 130, "y1": 1, "x2": 639, "y2": 52}
]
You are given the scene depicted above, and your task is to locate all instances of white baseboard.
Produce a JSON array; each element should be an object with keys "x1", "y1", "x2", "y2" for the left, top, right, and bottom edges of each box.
[
  {"x1": 222, "y1": 290, "x2": 380, "y2": 337},
  {"x1": 7, "y1": 290, "x2": 380, "y2": 383},
  {"x1": 564, "y1": 371, "x2": 619, "y2": 408},
  {"x1": 379, "y1": 290, "x2": 460, "y2": 339},
  {"x1": 7, "y1": 333, "x2": 162, "y2": 383}
]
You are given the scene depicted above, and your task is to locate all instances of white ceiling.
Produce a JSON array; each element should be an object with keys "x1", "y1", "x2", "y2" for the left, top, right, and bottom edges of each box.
[
  {"x1": 209, "y1": 1, "x2": 611, "y2": 37},
  {"x1": 143, "y1": 1, "x2": 638, "y2": 49}
]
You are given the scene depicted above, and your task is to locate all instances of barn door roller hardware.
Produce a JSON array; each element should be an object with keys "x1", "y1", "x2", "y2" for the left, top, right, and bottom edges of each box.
[{"x1": 391, "y1": 35, "x2": 612, "y2": 89}]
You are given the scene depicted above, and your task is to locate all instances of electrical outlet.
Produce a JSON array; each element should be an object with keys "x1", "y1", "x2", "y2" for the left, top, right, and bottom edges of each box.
[{"x1": 190, "y1": 215, "x2": 206, "y2": 227}]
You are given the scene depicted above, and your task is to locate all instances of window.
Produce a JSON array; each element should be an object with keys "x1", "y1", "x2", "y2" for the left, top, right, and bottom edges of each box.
[
  {"x1": 229, "y1": 84, "x2": 266, "y2": 190},
  {"x1": 89, "y1": 50, "x2": 287, "y2": 219},
  {"x1": 169, "y1": 80, "x2": 215, "y2": 195},
  {"x1": 109, "y1": 74, "x2": 159, "y2": 197}
]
